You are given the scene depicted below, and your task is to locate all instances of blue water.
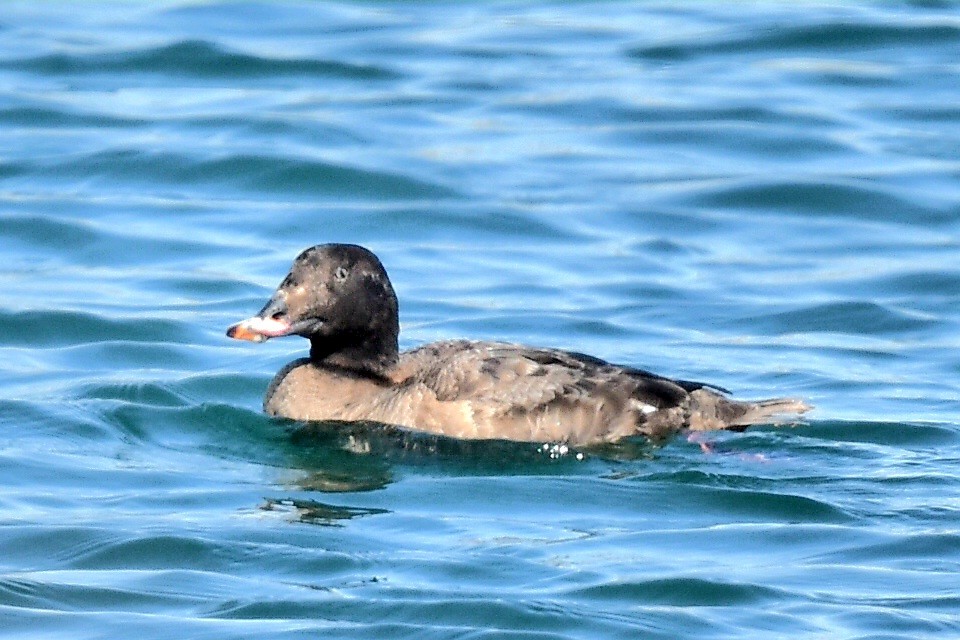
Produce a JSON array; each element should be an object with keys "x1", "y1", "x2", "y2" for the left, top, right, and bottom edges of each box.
[{"x1": 2, "y1": 2, "x2": 959, "y2": 638}]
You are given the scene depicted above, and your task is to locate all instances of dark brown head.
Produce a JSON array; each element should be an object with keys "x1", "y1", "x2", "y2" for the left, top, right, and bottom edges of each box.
[{"x1": 227, "y1": 244, "x2": 400, "y2": 376}]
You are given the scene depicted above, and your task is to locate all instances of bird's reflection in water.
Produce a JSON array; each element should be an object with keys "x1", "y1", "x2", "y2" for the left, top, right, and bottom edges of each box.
[
  {"x1": 278, "y1": 419, "x2": 658, "y2": 492},
  {"x1": 259, "y1": 497, "x2": 389, "y2": 527},
  {"x1": 265, "y1": 419, "x2": 663, "y2": 524}
]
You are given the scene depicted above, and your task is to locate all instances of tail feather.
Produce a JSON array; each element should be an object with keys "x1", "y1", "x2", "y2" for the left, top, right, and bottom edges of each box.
[
  {"x1": 732, "y1": 397, "x2": 812, "y2": 427},
  {"x1": 687, "y1": 390, "x2": 812, "y2": 432}
]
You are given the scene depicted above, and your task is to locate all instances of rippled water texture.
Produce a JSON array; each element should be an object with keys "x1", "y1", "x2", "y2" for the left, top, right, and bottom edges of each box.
[{"x1": 1, "y1": 2, "x2": 959, "y2": 639}]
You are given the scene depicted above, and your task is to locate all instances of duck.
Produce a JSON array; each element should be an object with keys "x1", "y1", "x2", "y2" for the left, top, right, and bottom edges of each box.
[{"x1": 227, "y1": 243, "x2": 810, "y2": 446}]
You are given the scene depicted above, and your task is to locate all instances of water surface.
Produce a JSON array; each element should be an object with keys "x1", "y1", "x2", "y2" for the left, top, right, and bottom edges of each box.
[{"x1": 1, "y1": 2, "x2": 959, "y2": 638}]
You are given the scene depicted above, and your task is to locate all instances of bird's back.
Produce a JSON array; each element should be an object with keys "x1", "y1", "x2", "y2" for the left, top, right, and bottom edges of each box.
[{"x1": 387, "y1": 340, "x2": 703, "y2": 444}]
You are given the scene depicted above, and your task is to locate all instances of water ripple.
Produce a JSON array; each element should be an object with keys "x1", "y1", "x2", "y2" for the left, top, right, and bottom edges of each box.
[
  {"x1": 6, "y1": 39, "x2": 399, "y2": 80},
  {"x1": 630, "y1": 19, "x2": 960, "y2": 60},
  {"x1": 41, "y1": 150, "x2": 459, "y2": 200}
]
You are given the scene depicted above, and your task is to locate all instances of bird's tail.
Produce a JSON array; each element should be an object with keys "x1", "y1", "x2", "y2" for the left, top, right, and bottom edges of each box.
[{"x1": 687, "y1": 390, "x2": 812, "y2": 432}]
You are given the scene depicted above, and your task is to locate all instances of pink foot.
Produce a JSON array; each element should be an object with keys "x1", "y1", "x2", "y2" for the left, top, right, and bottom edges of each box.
[
  {"x1": 685, "y1": 432, "x2": 770, "y2": 462},
  {"x1": 686, "y1": 431, "x2": 715, "y2": 454}
]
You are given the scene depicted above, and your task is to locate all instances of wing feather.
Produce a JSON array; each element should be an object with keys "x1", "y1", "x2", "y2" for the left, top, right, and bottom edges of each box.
[{"x1": 398, "y1": 340, "x2": 691, "y2": 416}]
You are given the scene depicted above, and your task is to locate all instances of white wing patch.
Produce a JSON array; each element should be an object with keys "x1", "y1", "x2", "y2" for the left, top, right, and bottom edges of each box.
[{"x1": 630, "y1": 399, "x2": 658, "y2": 415}]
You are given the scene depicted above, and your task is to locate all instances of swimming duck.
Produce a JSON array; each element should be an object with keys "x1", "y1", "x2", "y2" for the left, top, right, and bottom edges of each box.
[{"x1": 227, "y1": 244, "x2": 809, "y2": 446}]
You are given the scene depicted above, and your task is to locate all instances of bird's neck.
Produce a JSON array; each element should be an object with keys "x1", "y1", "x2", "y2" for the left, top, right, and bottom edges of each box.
[{"x1": 309, "y1": 330, "x2": 398, "y2": 380}]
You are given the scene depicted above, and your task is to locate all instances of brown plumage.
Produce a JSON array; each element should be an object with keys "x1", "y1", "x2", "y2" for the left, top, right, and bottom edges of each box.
[{"x1": 227, "y1": 244, "x2": 810, "y2": 446}]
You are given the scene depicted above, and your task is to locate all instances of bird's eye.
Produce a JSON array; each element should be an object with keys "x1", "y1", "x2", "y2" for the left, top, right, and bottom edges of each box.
[{"x1": 334, "y1": 266, "x2": 349, "y2": 281}]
